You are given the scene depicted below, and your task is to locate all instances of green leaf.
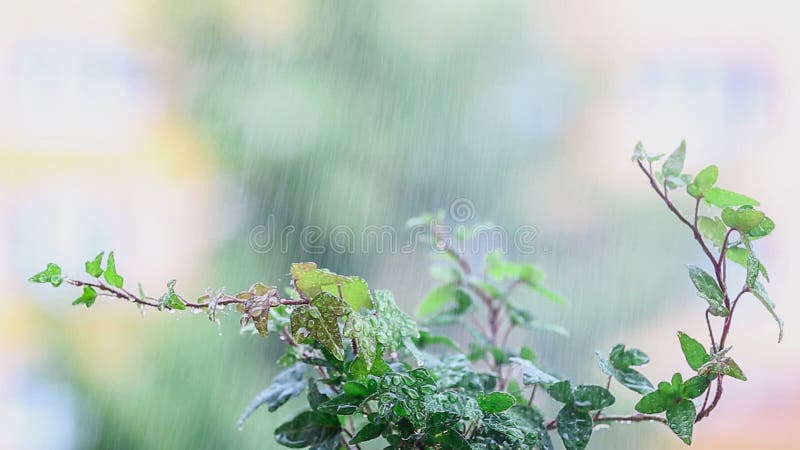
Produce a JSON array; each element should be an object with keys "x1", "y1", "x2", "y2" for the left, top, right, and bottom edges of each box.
[
  {"x1": 290, "y1": 262, "x2": 372, "y2": 310},
  {"x1": 703, "y1": 187, "x2": 760, "y2": 208},
  {"x1": 677, "y1": 331, "x2": 711, "y2": 371},
  {"x1": 686, "y1": 265, "x2": 728, "y2": 316},
  {"x1": 613, "y1": 368, "x2": 654, "y2": 395},
  {"x1": 716, "y1": 357, "x2": 748, "y2": 381},
  {"x1": 727, "y1": 247, "x2": 770, "y2": 281},
  {"x1": 274, "y1": 410, "x2": 341, "y2": 448},
  {"x1": 632, "y1": 141, "x2": 647, "y2": 161},
  {"x1": 342, "y1": 312, "x2": 378, "y2": 370},
  {"x1": 721, "y1": 207, "x2": 765, "y2": 233},
  {"x1": 661, "y1": 140, "x2": 686, "y2": 178},
  {"x1": 424, "y1": 289, "x2": 472, "y2": 326},
  {"x1": 666, "y1": 399, "x2": 696, "y2": 445},
  {"x1": 236, "y1": 363, "x2": 305, "y2": 429},
  {"x1": 158, "y1": 279, "x2": 186, "y2": 311},
  {"x1": 414, "y1": 330, "x2": 461, "y2": 351},
  {"x1": 747, "y1": 216, "x2": 775, "y2": 239},
  {"x1": 608, "y1": 344, "x2": 649, "y2": 369},
  {"x1": 349, "y1": 421, "x2": 384, "y2": 444},
  {"x1": 635, "y1": 390, "x2": 670, "y2": 414},
  {"x1": 749, "y1": 281, "x2": 784, "y2": 343},
  {"x1": 510, "y1": 357, "x2": 559, "y2": 385},
  {"x1": 519, "y1": 346, "x2": 537, "y2": 362},
  {"x1": 485, "y1": 251, "x2": 544, "y2": 286},
  {"x1": 103, "y1": 252, "x2": 124, "y2": 288},
  {"x1": 572, "y1": 385, "x2": 614, "y2": 411},
  {"x1": 697, "y1": 216, "x2": 727, "y2": 248},
  {"x1": 291, "y1": 292, "x2": 350, "y2": 361},
  {"x1": 317, "y1": 393, "x2": 363, "y2": 415},
  {"x1": 371, "y1": 290, "x2": 420, "y2": 354},
  {"x1": 532, "y1": 285, "x2": 568, "y2": 305},
  {"x1": 746, "y1": 251, "x2": 760, "y2": 288},
  {"x1": 417, "y1": 282, "x2": 457, "y2": 317},
  {"x1": 430, "y1": 429, "x2": 471, "y2": 450},
  {"x1": 681, "y1": 375, "x2": 710, "y2": 399},
  {"x1": 477, "y1": 392, "x2": 516, "y2": 414},
  {"x1": 72, "y1": 286, "x2": 97, "y2": 308},
  {"x1": 85, "y1": 252, "x2": 104, "y2": 277},
  {"x1": 687, "y1": 164, "x2": 718, "y2": 198},
  {"x1": 546, "y1": 380, "x2": 574, "y2": 404},
  {"x1": 29, "y1": 263, "x2": 63, "y2": 287},
  {"x1": 556, "y1": 406, "x2": 593, "y2": 450}
]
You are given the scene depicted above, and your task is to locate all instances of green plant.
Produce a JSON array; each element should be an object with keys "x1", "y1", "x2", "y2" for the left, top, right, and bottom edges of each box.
[{"x1": 30, "y1": 143, "x2": 781, "y2": 449}]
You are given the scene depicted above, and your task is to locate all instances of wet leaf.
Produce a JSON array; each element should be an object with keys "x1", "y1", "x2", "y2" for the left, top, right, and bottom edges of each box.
[
  {"x1": 666, "y1": 399, "x2": 696, "y2": 445},
  {"x1": 291, "y1": 292, "x2": 350, "y2": 361},
  {"x1": 237, "y1": 363, "x2": 305, "y2": 429},
  {"x1": 661, "y1": 140, "x2": 686, "y2": 178},
  {"x1": 686, "y1": 265, "x2": 727, "y2": 316},
  {"x1": 29, "y1": 263, "x2": 63, "y2": 287},
  {"x1": 103, "y1": 252, "x2": 124, "y2": 288},
  {"x1": 85, "y1": 252, "x2": 104, "y2": 278},
  {"x1": 556, "y1": 406, "x2": 593, "y2": 450},
  {"x1": 749, "y1": 281, "x2": 784, "y2": 343},
  {"x1": 703, "y1": 187, "x2": 760, "y2": 208},
  {"x1": 72, "y1": 286, "x2": 97, "y2": 308},
  {"x1": 274, "y1": 410, "x2": 341, "y2": 448},
  {"x1": 687, "y1": 164, "x2": 718, "y2": 198},
  {"x1": 477, "y1": 392, "x2": 516, "y2": 414},
  {"x1": 290, "y1": 262, "x2": 372, "y2": 310},
  {"x1": 677, "y1": 331, "x2": 711, "y2": 371}
]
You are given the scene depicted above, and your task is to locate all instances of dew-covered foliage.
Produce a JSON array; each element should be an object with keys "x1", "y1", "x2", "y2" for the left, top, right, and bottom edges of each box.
[{"x1": 31, "y1": 145, "x2": 781, "y2": 449}]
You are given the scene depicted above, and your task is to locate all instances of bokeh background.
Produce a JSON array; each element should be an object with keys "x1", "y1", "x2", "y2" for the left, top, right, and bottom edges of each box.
[{"x1": 2, "y1": 1, "x2": 798, "y2": 449}]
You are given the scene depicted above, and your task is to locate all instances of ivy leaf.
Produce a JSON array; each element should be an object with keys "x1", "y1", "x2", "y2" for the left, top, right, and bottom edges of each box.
[
  {"x1": 290, "y1": 262, "x2": 372, "y2": 310},
  {"x1": 417, "y1": 282, "x2": 457, "y2": 318},
  {"x1": 103, "y1": 252, "x2": 124, "y2": 288},
  {"x1": 291, "y1": 292, "x2": 350, "y2": 361},
  {"x1": 721, "y1": 207, "x2": 765, "y2": 233},
  {"x1": 477, "y1": 392, "x2": 516, "y2": 414},
  {"x1": 608, "y1": 344, "x2": 649, "y2": 368},
  {"x1": 531, "y1": 285, "x2": 568, "y2": 305},
  {"x1": 697, "y1": 216, "x2": 727, "y2": 249},
  {"x1": 634, "y1": 390, "x2": 669, "y2": 414},
  {"x1": 510, "y1": 357, "x2": 559, "y2": 386},
  {"x1": 666, "y1": 399, "x2": 696, "y2": 445},
  {"x1": 485, "y1": 251, "x2": 544, "y2": 286},
  {"x1": 29, "y1": 263, "x2": 63, "y2": 287},
  {"x1": 597, "y1": 345, "x2": 654, "y2": 394},
  {"x1": 687, "y1": 164, "x2": 718, "y2": 198},
  {"x1": 72, "y1": 286, "x2": 97, "y2": 308},
  {"x1": 749, "y1": 281, "x2": 784, "y2": 343},
  {"x1": 424, "y1": 289, "x2": 473, "y2": 326},
  {"x1": 556, "y1": 406, "x2": 593, "y2": 450},
  {"x1": 274, "y1": 410, "x2": 341, "y2": 448},
  {"x1": 371, "y1": 290, "x2": 420, "y2": 353},
  {"x1": 430, "y1": 429, "x2": 471, "y2": 450},
  {"x1": 746, "y1": 251, "x2": 760, "y2": 288},
  {"x1": 572, "y1": 385, "x2": 614, "y2": 411},
  {"x1": 349, "y1": 421, "x2": 385, "y2": 444},
  {"x1": 85, "y1": 252, "x2": 104, "y2": 278},
  {"x1": 613, "y1": 368, "x2": 654, "y2": 395},
  {"x1": 546, "y1": 380, "x2": 574, "y2": 404},
  {"x1": 158, "y1": 279, "x2": 186, "y2": 310},
  {"x1": 747, "y1": 216, "x2": 775, "y2": 239},
  {"x1": 677, "y1": 332, "x2": 711, "y2": 371},
  {"x1": 343, "y1": 312, "x2": 379, "y2": 370},
  {"x1": 236, "y1": 363, "x2": 305, "y2": 429},
  {"x1": 661, "y1": 140, "x2": 686, "y2": 178},
  {"x1": 700, "y1": 356, "x2": 747, "y2": 381},
  {"x1": 686, "y1": 265, "x2": 728, "y2": 316},
  {"x1": 317, "y1": 393, "x2": 364, "y2": 415},
  {"x1": 681, "y1": 375, "x2": 710, "y2": 399},
  {"x1": 631, "y1": 141, "x2": 647, "y2": 161},
  {"x1": 703, "y1": 187, "x2": 760, "y2": 208}
]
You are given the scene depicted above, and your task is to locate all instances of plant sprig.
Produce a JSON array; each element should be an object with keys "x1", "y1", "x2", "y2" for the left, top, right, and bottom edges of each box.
[{"x1": 29, "y1": 142, "x2": 781, "y2": 449}]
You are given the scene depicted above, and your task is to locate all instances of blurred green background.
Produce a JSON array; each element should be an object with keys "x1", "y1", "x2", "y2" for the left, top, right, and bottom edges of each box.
[{"x1": 2, "y1": 1, "x2": 797, "y2": 449}]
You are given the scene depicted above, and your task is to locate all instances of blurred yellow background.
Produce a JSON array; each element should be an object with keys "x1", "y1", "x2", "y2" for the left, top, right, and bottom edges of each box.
[{"x1": 1, "y1": 1, "x2": 798, "y2": 449}]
